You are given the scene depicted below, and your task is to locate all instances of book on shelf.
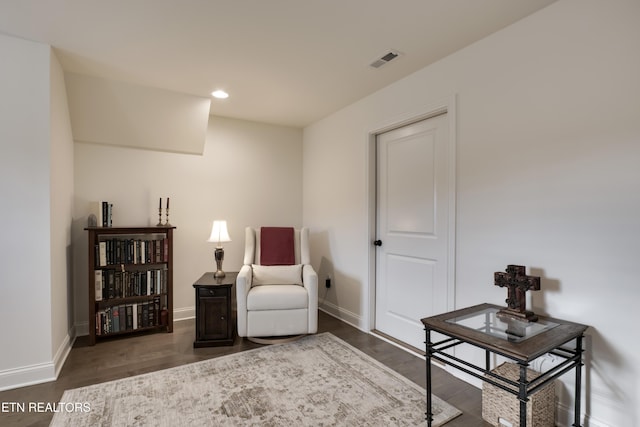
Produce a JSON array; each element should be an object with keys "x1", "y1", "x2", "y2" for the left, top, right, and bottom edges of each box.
[
  {"x1": 94, "y1": 268, "x2": 167, "y2": 300},
  {"x1": 98, "y1": 242, "x2": 107, "y2": 267},
  {"x1": 89, "y1": 201, "x2": 113, "y2": 227},
  {"x1": 94, "y1": 270, "x2": 103, "y2": 301},
  {"x1": 94, "y1": 237, "x2": 168, "y2": 266},
  {"x1": 112, "y1": 305, "x2": 120, "y2": 332},
  {"x1": 132, "y1": 304, "x2": 138, "y2": 330},
  {"x1": 141, "y1": 303, "x2": 149, "y2": 328},
  {"x1": 153, "y1": 296, "x2": 161, "y2": 326},
  {"x1": 95, "y1": 300, "x2": 162, "y2": 335},
  {"x1": 103, "y1": 202, "x2": 113, "y2": 227}
]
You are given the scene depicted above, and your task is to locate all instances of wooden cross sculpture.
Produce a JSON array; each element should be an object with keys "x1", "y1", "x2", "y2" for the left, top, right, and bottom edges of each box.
[{"x1": 494, "y1": 265, "x2": 540, "y2": 322}]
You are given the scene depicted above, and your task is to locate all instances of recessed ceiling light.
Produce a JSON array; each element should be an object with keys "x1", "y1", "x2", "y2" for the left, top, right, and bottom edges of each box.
[{"x1": 211, "y1": 90, "x2": 229, "y2": 99}]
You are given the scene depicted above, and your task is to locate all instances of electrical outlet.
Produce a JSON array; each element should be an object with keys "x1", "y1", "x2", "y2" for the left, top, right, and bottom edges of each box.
[{"x1": 325, "y1": 278, "x2": 331, "y2": 288}]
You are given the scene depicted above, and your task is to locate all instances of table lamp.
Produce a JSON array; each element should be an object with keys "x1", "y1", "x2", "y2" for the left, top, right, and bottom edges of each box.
[{"x1": 207, "y1": 220, "x2": 231, "y2": 278}]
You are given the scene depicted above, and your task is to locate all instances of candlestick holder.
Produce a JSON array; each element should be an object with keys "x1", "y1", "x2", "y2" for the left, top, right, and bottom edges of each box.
[
  {"x1": 164, "y1": 208, "x2": 172, "y2": 227},
  {"x1": 156, "y1": 207, "x2": 163, "y2": 226}
]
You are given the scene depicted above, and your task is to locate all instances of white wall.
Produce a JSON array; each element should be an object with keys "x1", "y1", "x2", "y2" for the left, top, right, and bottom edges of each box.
[
  {"x1": 0, "y1": 34, "x2": 74, "y2": 390},
  {"x1": 49, "y1": 51, "x2": 75, "y2": 375},
  {"x1": 73, "y1": 115, "x2": 302, "y2": 327},
  {"x1": 303, "y1": 0, "x2": 640, "y2": 426}
]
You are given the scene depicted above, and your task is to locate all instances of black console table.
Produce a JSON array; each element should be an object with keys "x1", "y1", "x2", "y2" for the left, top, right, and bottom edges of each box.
[{"x1": 421, "y1": 303, "x2": 588, "y2": 427}]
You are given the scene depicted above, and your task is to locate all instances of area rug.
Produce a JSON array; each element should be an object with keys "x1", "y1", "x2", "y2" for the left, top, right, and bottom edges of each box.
[{"x1": 50, "y1": 333, "x2": 461, "y2": 426}]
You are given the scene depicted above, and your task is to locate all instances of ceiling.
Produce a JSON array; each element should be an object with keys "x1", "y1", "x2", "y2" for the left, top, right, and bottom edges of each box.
[{"x1": 0, "y1": 0, "x2": 557, "y2": 128}]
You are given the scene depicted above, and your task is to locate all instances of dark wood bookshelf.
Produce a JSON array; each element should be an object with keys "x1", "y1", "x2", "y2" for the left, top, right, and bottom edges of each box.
[{"x1": 85, "y1": 226, "x2": 175, "y2": 345}]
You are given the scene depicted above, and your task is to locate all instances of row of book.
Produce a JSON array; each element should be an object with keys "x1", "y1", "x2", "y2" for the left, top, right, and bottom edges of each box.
[
  {"x1": 96, "y1": 297, "x2": 167, "y2": 335},
  {"x1": 95, "y1": 237, "x2": 169, "y2": 267},
  {"x1": 94, "y1": 269, "x2": 167, "y2": 301}
]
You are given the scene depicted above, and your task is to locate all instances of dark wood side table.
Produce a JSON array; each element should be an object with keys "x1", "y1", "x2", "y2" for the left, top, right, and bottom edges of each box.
[
  {"x1": 193, "y1": 272, "x2": 237, "y2": 347},
  {"x1": 421, "y1": 303, "x2": 588, "y2": 427}
]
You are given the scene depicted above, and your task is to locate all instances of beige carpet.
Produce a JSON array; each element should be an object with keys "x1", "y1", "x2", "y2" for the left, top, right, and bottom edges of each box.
[{"x1": 51, "y1": 333, "x2": 461, "y2": 426}]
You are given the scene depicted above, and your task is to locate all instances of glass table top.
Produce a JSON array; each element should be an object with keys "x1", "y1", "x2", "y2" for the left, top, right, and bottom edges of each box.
[{"x1": 445, "y1": 307, "x2": 559, "y2": 342}]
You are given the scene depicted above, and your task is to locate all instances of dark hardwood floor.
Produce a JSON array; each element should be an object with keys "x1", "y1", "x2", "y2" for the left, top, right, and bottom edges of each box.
[{"x1": 0, "y1": 311, "x2": 489, "y2": 426}]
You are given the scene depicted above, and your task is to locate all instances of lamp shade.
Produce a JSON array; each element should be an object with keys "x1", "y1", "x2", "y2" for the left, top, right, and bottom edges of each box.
[{"x1": 207, "y1": 220, "x2": 231, "y2": 245}]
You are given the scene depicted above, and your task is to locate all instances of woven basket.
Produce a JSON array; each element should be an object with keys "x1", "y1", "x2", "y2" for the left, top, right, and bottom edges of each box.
[{"x1": 482, "y1": 362, "x2": 555, "y2": 427}]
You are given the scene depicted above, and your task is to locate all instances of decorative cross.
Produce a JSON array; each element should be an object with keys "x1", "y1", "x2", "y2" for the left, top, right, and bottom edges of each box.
[{"x1": 494, "y1": 265, "x2": 540, "y2": 322}]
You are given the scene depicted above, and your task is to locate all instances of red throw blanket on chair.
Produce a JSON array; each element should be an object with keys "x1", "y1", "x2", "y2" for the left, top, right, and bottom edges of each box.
[{"x1": 260, "y1": 227, "x2": 295, "y2": 265}]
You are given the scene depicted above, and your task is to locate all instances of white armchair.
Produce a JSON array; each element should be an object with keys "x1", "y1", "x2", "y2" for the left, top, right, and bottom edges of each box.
[{"x1": 236, "y1": 227, "x2": 318, "y2": 343}]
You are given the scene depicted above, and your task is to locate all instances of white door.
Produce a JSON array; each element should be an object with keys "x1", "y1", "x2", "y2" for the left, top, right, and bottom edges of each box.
[{"x1": 374, "y1": 113, "x2": 453, "y2": 349}]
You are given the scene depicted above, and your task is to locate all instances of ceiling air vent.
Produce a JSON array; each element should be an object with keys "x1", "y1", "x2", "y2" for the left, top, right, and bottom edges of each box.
[{"x1": 369, "y1": 50, "x2": 401, "y2": 69}]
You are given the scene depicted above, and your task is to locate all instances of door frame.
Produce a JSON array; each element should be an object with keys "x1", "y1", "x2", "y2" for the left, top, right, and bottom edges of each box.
[{"x1": 365, "y1": 95, "x2": 457, "y2": 333}]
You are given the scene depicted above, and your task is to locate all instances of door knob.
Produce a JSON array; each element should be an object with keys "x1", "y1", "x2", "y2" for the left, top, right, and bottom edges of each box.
[{"x1": 373, "y1": 240, "x2": 382, "y2": 246}]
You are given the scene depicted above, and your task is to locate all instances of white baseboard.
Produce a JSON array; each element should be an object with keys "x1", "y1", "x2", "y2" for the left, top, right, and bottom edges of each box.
[
  {"x1": 369, "y1": 331, "x2": 426, "y2": 360},
  {"x1": 75, "y1": 320, "x2": 89, "y2": 337},
  {"x1": 173, "y1": 306, "x2": 195, "y2": 322},
  {"x1": 0, "y1": 327, "x2": 75, "y2": 392},
  {"x1": 319, "y1": 301, "x2": 363, "y2": 331},
  {"x1": 0, "y1": 362, "x2": 57, "y2": 392},
  {"x1": 52, "y1": 328, "x2": 75, "y2": 378},
  {"x1": 556, "y1": 402, "x2": 589, "y2": 427}
]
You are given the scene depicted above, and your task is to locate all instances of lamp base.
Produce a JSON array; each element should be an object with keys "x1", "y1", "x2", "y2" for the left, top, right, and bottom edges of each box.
[{"x1": 214, "y1": 247, "x2": 225, "y2": 279}]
